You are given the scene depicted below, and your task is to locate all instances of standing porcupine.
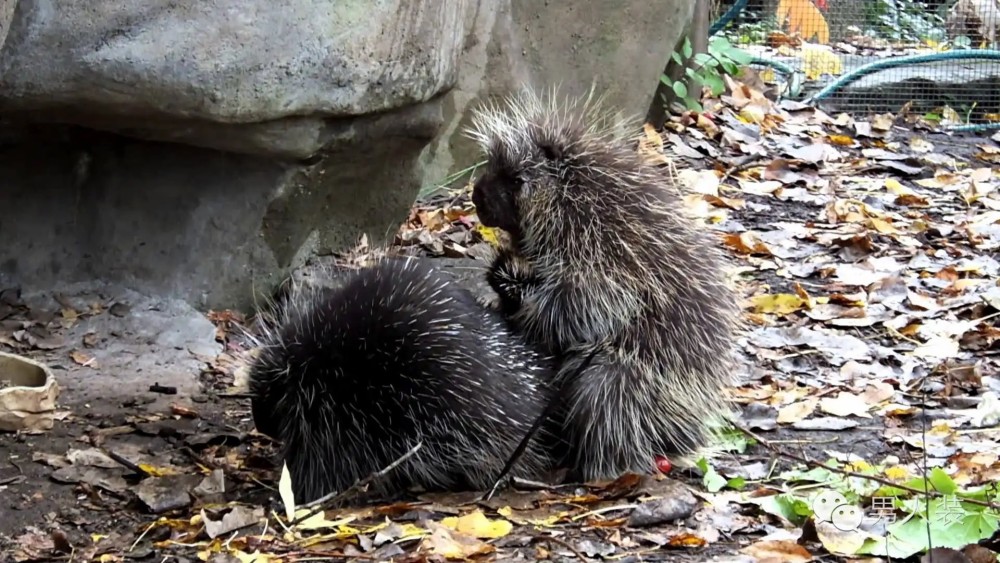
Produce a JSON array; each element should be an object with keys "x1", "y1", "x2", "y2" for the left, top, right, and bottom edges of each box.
[
  {"x1": 465, "y1": 89, "x2": 743, "y2": 481},
  {"x1": 247, "y1": 255, "x2": 556, "y2": 504}
]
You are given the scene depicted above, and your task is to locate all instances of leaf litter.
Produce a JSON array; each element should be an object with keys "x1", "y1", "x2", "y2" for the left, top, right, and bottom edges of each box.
[{"x1": 1, "y1": 75, "x2": 1000, "y2": 562}]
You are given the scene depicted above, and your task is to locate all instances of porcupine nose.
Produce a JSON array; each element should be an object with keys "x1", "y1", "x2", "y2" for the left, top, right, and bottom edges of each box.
[{"x1": 471, "y1": 180, "x2": 491, "y2": 225}]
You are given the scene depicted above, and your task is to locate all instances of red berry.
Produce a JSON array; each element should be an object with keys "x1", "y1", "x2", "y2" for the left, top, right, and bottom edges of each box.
[{"x1": 654, "y1": 455, "x2": 672, "y2": 474}]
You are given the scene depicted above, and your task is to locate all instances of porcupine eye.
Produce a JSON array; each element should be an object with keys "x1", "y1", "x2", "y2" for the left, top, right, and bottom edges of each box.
[{"x1": 537, "y1": 141, "x2": 561, "y2": 161}]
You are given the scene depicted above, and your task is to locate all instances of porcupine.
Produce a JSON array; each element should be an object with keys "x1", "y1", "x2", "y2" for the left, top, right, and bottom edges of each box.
[
  {"x1": 247, "y1": 255, "x2": 557, "y2": 504},
  {"x1": 465, "y1": 88, "x2": 743, "y2": 481}
]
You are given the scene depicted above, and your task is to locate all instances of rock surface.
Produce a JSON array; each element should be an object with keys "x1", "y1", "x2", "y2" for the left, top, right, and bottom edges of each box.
[
  {"x1": 422, "y1": 0, "x2": 696, "y2": 190},
  {"x1": 0, "y1": 0, "x2": 470, "y2": 157},
  {"x1": 0, "y1": 0, "x2": 693, "y2": 310}
]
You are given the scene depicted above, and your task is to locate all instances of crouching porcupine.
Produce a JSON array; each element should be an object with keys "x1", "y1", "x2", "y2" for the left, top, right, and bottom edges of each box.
[
  {"x1": 465, "y1": 89, "x2": 743, "y2": 481},
  {"x1": 247, "y1": 256, "x2": 556, "y2": 503}
]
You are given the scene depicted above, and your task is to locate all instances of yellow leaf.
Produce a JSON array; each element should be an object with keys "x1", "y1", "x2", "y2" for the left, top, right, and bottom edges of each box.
[
  {"x1": 137, "y1": 464, "x2": 178, "y2": 477},
  {"x1": 847, "y1": 460, "x2": 873, "y2": 472},
  {"x1": 398, "y1": 523, "x2": 431, "y2": 540},
  {"x1": 827, "y1": 134, "x2": 854, "y2": 146},
  {"x1": 497, "y1": 505, "x2": 570, "y2": 527},
  {"x1": 641, "y1": 123, "x2": 664, "y2": 151},
  {"x1": 441, "y1": 510, "x2": 513, "y2": 539},
  {"x1": 475, "y1": 224, "x2": 501, "y2": 247},
  {"x1": 750, "y1": 293, "x2": 811, "y2": 315},
  {"x1": 294, "y1": 511, "x2": 356, "y2": 531},
  {"x1": 776, "y1": 0, "x2": 830, "y2": 43},
  {"x1": 884, "y1": 466, "x2": 910, "y2": 480},
  {"x1": 868, "y1": 217, "x2": 899, "y2": 234},
  {"x1": 801, "y1": 44, "x2": 841, "y2": 80},
  {"x1": 883, "y1": 178, "x2": 911, "y2": 195}
]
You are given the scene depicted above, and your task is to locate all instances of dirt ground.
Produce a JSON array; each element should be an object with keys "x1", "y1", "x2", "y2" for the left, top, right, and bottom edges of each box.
[{"x1": 0, "y1": 263, "x2": 903, "y2": 563}]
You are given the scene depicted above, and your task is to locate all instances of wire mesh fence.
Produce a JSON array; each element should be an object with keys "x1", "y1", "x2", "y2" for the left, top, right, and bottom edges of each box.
[{"x1": 710, "y1": 0, "x2": 1000, "y2": 129}]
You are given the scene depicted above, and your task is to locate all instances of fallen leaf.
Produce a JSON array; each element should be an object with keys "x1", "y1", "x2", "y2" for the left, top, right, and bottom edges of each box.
[
  {"x1": 819, "y1": 392, "x2": 873, "y2": 418},
  {"x1": 742, "y1": 539, "x2": 814, "y2": 563},
  {"x1": 420, "y1": 522, "x2": 495, "y2": 559},
  {"x1": 441, "y1": 510, "x2": 513, "y2": 539},
  {"x1": 279, "y1": 462, "x2": 296, "y2": 522},
  {"x1": 777, "y1": 398, "x2": 819, "y2": 424},
  {"x1": 750, "y1": 293, "x2": 812, "y2": 315},
  {"x1": 70, "y1": 350, "x2": 98, "y2": 368}
]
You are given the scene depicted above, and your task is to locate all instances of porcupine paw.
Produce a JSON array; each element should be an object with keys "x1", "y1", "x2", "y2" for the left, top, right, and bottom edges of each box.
[
  {"x1": 487, "y1": 246, "x2": 539, "y2": 315},
  {"x1": 476, "y1": 291, "x2": 502, "y2": 312}
]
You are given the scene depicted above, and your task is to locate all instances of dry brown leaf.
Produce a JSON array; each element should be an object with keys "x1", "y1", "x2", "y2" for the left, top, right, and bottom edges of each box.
[
  {"x1": 819, "y1": 392, "x2": 873, "y2": 418},
  {"x1": 420, "y1": 522, "x2": 495, "y2": 559},
  {"x1": 777, "y1": 398, "x2": 819, "y2": 424},
  {"x1": 722, "y1": 232, "x2": 773, "y2": 255},
  {"x1": 70, "y1": 350, "x2": 98, "y2": 369},
  {"x1": 860, "y1": 382, "x2": 896, "y2": 405},
  {"x1": 741, "y1": 539, "x2": 814, "y2": 563}
]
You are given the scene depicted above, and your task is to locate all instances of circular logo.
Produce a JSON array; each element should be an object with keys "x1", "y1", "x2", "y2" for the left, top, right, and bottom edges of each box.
[
  {"x1": 830, "y1": 504, "x2": 864, "y2": 531},
  {"x1": 812, "y1": 491, "x2": 848, "y2": 523}
]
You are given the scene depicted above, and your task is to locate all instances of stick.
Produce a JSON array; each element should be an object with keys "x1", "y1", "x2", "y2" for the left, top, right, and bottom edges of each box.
[
  {"x1": 535, "y1": 534, "x2": 589, "y2": 563},
  {"x1": 482, "y1": 346, "x2": 602, "y2": 501},
  {"x1": 104, "y1": 449, "x2": 150, "y2": 477},
  {"x1": 288, "y1": 441, "x2": 424, "y2": 527}
]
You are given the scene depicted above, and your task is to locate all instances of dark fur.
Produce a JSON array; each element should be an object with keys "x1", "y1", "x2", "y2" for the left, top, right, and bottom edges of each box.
[{"x1": 248, "y1": 257, "x2": 556, "y2": 503}]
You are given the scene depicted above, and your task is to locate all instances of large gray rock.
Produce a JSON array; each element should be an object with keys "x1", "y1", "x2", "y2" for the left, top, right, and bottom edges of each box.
[
  {"x1": 421, "y1": 1, "x2": 696, "y2": 191},
  {"x1": 0, "y1": 0, "x2": 692, "y2": 310},
  {"x1": 0, "y1": 0, "x2": 469, "y2": 158},
  {"x1": 0, "y1": 0, "x2": 467, "y2": 309}
]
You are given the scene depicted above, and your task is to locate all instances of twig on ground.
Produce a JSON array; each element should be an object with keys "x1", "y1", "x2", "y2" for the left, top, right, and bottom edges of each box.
[
  {"x1": 288, "y1": 441, "x2": 424, "y2": 527},
  {"x1": 719, "y1": 155, "x2": 768, "y2": 183},
  {"x1": 104, "y1": 449, "x2": 151, "y2": 477},
  {"x1": 218, "y1": 393, "x2": 254, "y2": 400},
  {"x1": 734, "y1": 423, "x2": 1000, "y2": 512},
  {"x1": 179, "y1": 446, "x2": 252, "y2": 484},
  {"x1": 148, "y1": 383, "x2": 177, "y2": 395},
  {"x1": 533, "y1": 534, "x2": 589, "y2": 563}
]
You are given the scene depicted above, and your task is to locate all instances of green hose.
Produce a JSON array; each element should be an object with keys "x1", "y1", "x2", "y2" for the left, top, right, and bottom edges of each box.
[
  {"x1": 710, "y1": 3, "x2": 1000, "y2": 129},
  {"x1": 805, "y1": 49, "x2": 1000, "y2": 104},
  {"x1": 748, "y1": 56, "x2": 804, "y2": 98},
  {"x1": 803, "y1": 49, "x2": 1000, "y2": 131}
]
